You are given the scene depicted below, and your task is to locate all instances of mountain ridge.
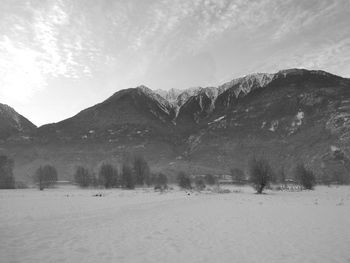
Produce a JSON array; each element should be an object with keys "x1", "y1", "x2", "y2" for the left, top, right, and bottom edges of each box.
[
  {"x1": 155, "y1": 68, "x2": 347, "y2": 121},
  {"x1": 0, "y1": 103, "x2": 36, "y2": 140},
  {"x1": 1, "y1": 68, "x2": 350, "y2": 184}
]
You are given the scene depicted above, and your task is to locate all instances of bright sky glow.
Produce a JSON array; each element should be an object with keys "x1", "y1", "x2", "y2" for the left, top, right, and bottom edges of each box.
[{"x1": 0, "y1": 0, "x2": 349, "y2": 125}]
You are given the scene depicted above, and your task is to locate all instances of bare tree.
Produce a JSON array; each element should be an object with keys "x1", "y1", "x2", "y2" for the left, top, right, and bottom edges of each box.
[
  {"x1": 294, "y1": 164, "x2": 316, "y2": 190},
  {"x1": 278, "y1": 165, "x2": 286, "y2": 185},
  {"x1": 133, "y1": 155, "x2": 150, "y2": 186},
  {"x1": 154, "y1": 173, "x2": 168, "y2": 191},
  {"x1": 34, "y1": 165, "x2": 58, "y2": 190},
  {"x1": 0, "y1": 155, "x2": 15, "y2": 189},
  {"x1": 98, "y1": 163, "x2": 118, "y2": 188},
  {"x1": 121, "y1": 162, "x2": 135, "y2": 189},
  {"x1": 177, "y1": 171, "x2": 192, "y2": 189},
  {"x1": 74, "y1": 166, "x2": 91, "y2": 187},
  {"x1": 248, "y1": 157, "x2": 273, "y2": 194}
]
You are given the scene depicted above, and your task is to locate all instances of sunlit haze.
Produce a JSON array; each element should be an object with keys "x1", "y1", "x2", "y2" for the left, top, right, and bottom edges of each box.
[{"x1": 1, "y1": 0, "x2": 350, "y2": 126}]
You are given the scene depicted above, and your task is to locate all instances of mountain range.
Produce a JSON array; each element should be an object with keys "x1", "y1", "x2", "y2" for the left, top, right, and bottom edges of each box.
[{"x1": 1, "y1": 68, "x2": 350, "y2": 183}]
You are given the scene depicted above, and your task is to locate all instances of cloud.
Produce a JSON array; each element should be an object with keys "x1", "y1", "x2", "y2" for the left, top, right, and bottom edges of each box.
[
  {"x1": 0, "y1": 0, "x2": 105, "y2": 102},
  {"x1": 246, "y1": 36, "x2": 350, "y2": 78},
  {"x1": 0, "y1": 36, "x2": 45, "y2": 102},
  {"x1": 1, "y1": 0, "x2": 349, "y2": 106},
  {"x1": 271, "y1": 0, "x2": 347, "y2": 41},
  {"x1": 92, "y1": 0, "x2": 350, "y2": 89},
  {"x1": 297, "y1": 39, "x2": 350, "y2": 77},
  {"x1": 30, "y1": 0, "x2": 97, "y2": 79}
]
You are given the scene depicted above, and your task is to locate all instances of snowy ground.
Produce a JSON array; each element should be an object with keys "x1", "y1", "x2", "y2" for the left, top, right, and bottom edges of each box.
[{"x1": 1, "y1": 186, "x2": 350, "y2": 263}]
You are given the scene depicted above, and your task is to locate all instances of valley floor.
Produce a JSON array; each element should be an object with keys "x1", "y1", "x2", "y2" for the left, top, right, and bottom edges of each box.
[{"x1": 1, "y1": 186, "x2": 350, "y2": 263}]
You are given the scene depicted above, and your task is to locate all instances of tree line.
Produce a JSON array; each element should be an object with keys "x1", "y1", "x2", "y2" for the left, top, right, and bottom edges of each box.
[
  {"x1": 235, "y1": 157, "x2": 317, "y2": 194},
  {"x1": 72, "y1": 155, "x2": 154, "y2": 190},
  {"x1": 0, "y1": 155, "x2": 15, "y2": 189},
  {"x1": 0, "y1": 153, "x2": 346, "y2": 192}
]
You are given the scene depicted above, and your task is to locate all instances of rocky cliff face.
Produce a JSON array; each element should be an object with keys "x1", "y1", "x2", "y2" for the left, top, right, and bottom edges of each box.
[{"x1": 175, "y1": 87, "x2": 218, "y2": 129}]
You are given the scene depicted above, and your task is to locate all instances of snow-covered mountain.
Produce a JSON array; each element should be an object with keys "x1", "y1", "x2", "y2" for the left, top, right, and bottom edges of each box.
[{"x1": 2, "y1": 68, "x2": 350, "y2": 184}]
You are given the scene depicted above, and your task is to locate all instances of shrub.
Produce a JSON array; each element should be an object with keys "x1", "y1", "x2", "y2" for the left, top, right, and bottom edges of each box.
[
  {"x1": 74, "y1": 166, "x2": 91, "y2": 188},
  {"x1": 15, "y1": 181, "x2": 28, "y2": 189},
  {"x1": 331, "y1": 171, "x2": 348, "y2": 185},
  {"x1": 194, "y1": 176, "x2": 206, "y2": 191},
  {"x1": 294, "y1": 164, "x2": 316, "y2": 190},
  {"x1": 230, "y1": 168, "x2": 245, "y2": 184},
  {"x1": 34, "y1": 165, "x2": 58, "y2": 190},
  {"x1": 177, "y1": 171, "x2": 192, "y2": 189},
  {"x1": 154, "y1": 173, "x2": 168, "y2": 191},
  {"x1": 133, "y1": 155, "x2": 151, "y2": 186},
  {"x1": 121, "y1": 162, "x2": 135, "y2": 189},
  {"x1": 99, "y1": 163, "x2": 118, "y2": 188},
  {"x1": 211, "y1": 185, "x2": 231, "y2": 194},
  {"x1": 248, "y1": 157, "x2": 273, "y2": 194},
  {"x1": 204, "y1": 174, "x2": 216, "y2": 185},
  {"x1": 0, "y1": 155, "x2": 15, "y2": 189}
]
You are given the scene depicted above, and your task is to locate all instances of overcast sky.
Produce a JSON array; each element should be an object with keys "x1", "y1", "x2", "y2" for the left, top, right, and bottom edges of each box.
[{"x1": 1, "y1": 0, "x2": 350, "y2": 126}]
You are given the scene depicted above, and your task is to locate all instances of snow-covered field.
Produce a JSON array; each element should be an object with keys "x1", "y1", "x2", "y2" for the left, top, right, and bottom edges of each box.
[{"x1": 1, "y1": 186, "x2": 350, "y2": 263}]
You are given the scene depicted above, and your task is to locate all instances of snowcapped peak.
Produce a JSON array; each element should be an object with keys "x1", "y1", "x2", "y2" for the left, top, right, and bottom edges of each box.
[
  {"x1": 154, "y1": 88, "x2": 183, "y2": 104},
  {"x1": 135, "y1": 85, "x2": 153, "y2": 94},
  {"x1": 218, "y1": 72, "x2": 274, "y2": 97}
]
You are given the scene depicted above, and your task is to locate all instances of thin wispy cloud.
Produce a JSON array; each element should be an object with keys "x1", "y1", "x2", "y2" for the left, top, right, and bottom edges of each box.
[
  {"x1": 0, "y1": 0, "x2": 349, "y2": 125},
  {"x1": 0, "y1": 0, "x2": 102, "y2": 103}
]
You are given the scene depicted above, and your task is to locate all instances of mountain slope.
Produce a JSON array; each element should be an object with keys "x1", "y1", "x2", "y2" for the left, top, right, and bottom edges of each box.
[
  {"x1": 0, "y1": 103, "x2": 36, "y2": 140},
  {"x1": 36, "y1": 86, "x2": 176, "y2": 141},
  {"x1": 175, "y1": 87, "x2": 218, "y2": 130},
  {"x1": 2, "y1": 68, "x2": 350, "y2": 184},
  {"x1": 184, "y1": 69, "x2": 350, "y2": 181}
]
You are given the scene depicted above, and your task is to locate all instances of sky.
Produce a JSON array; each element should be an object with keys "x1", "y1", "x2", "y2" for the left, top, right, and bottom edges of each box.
[{"x1": 0, "y1": 0, "x2": 350, "y2": 126}]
